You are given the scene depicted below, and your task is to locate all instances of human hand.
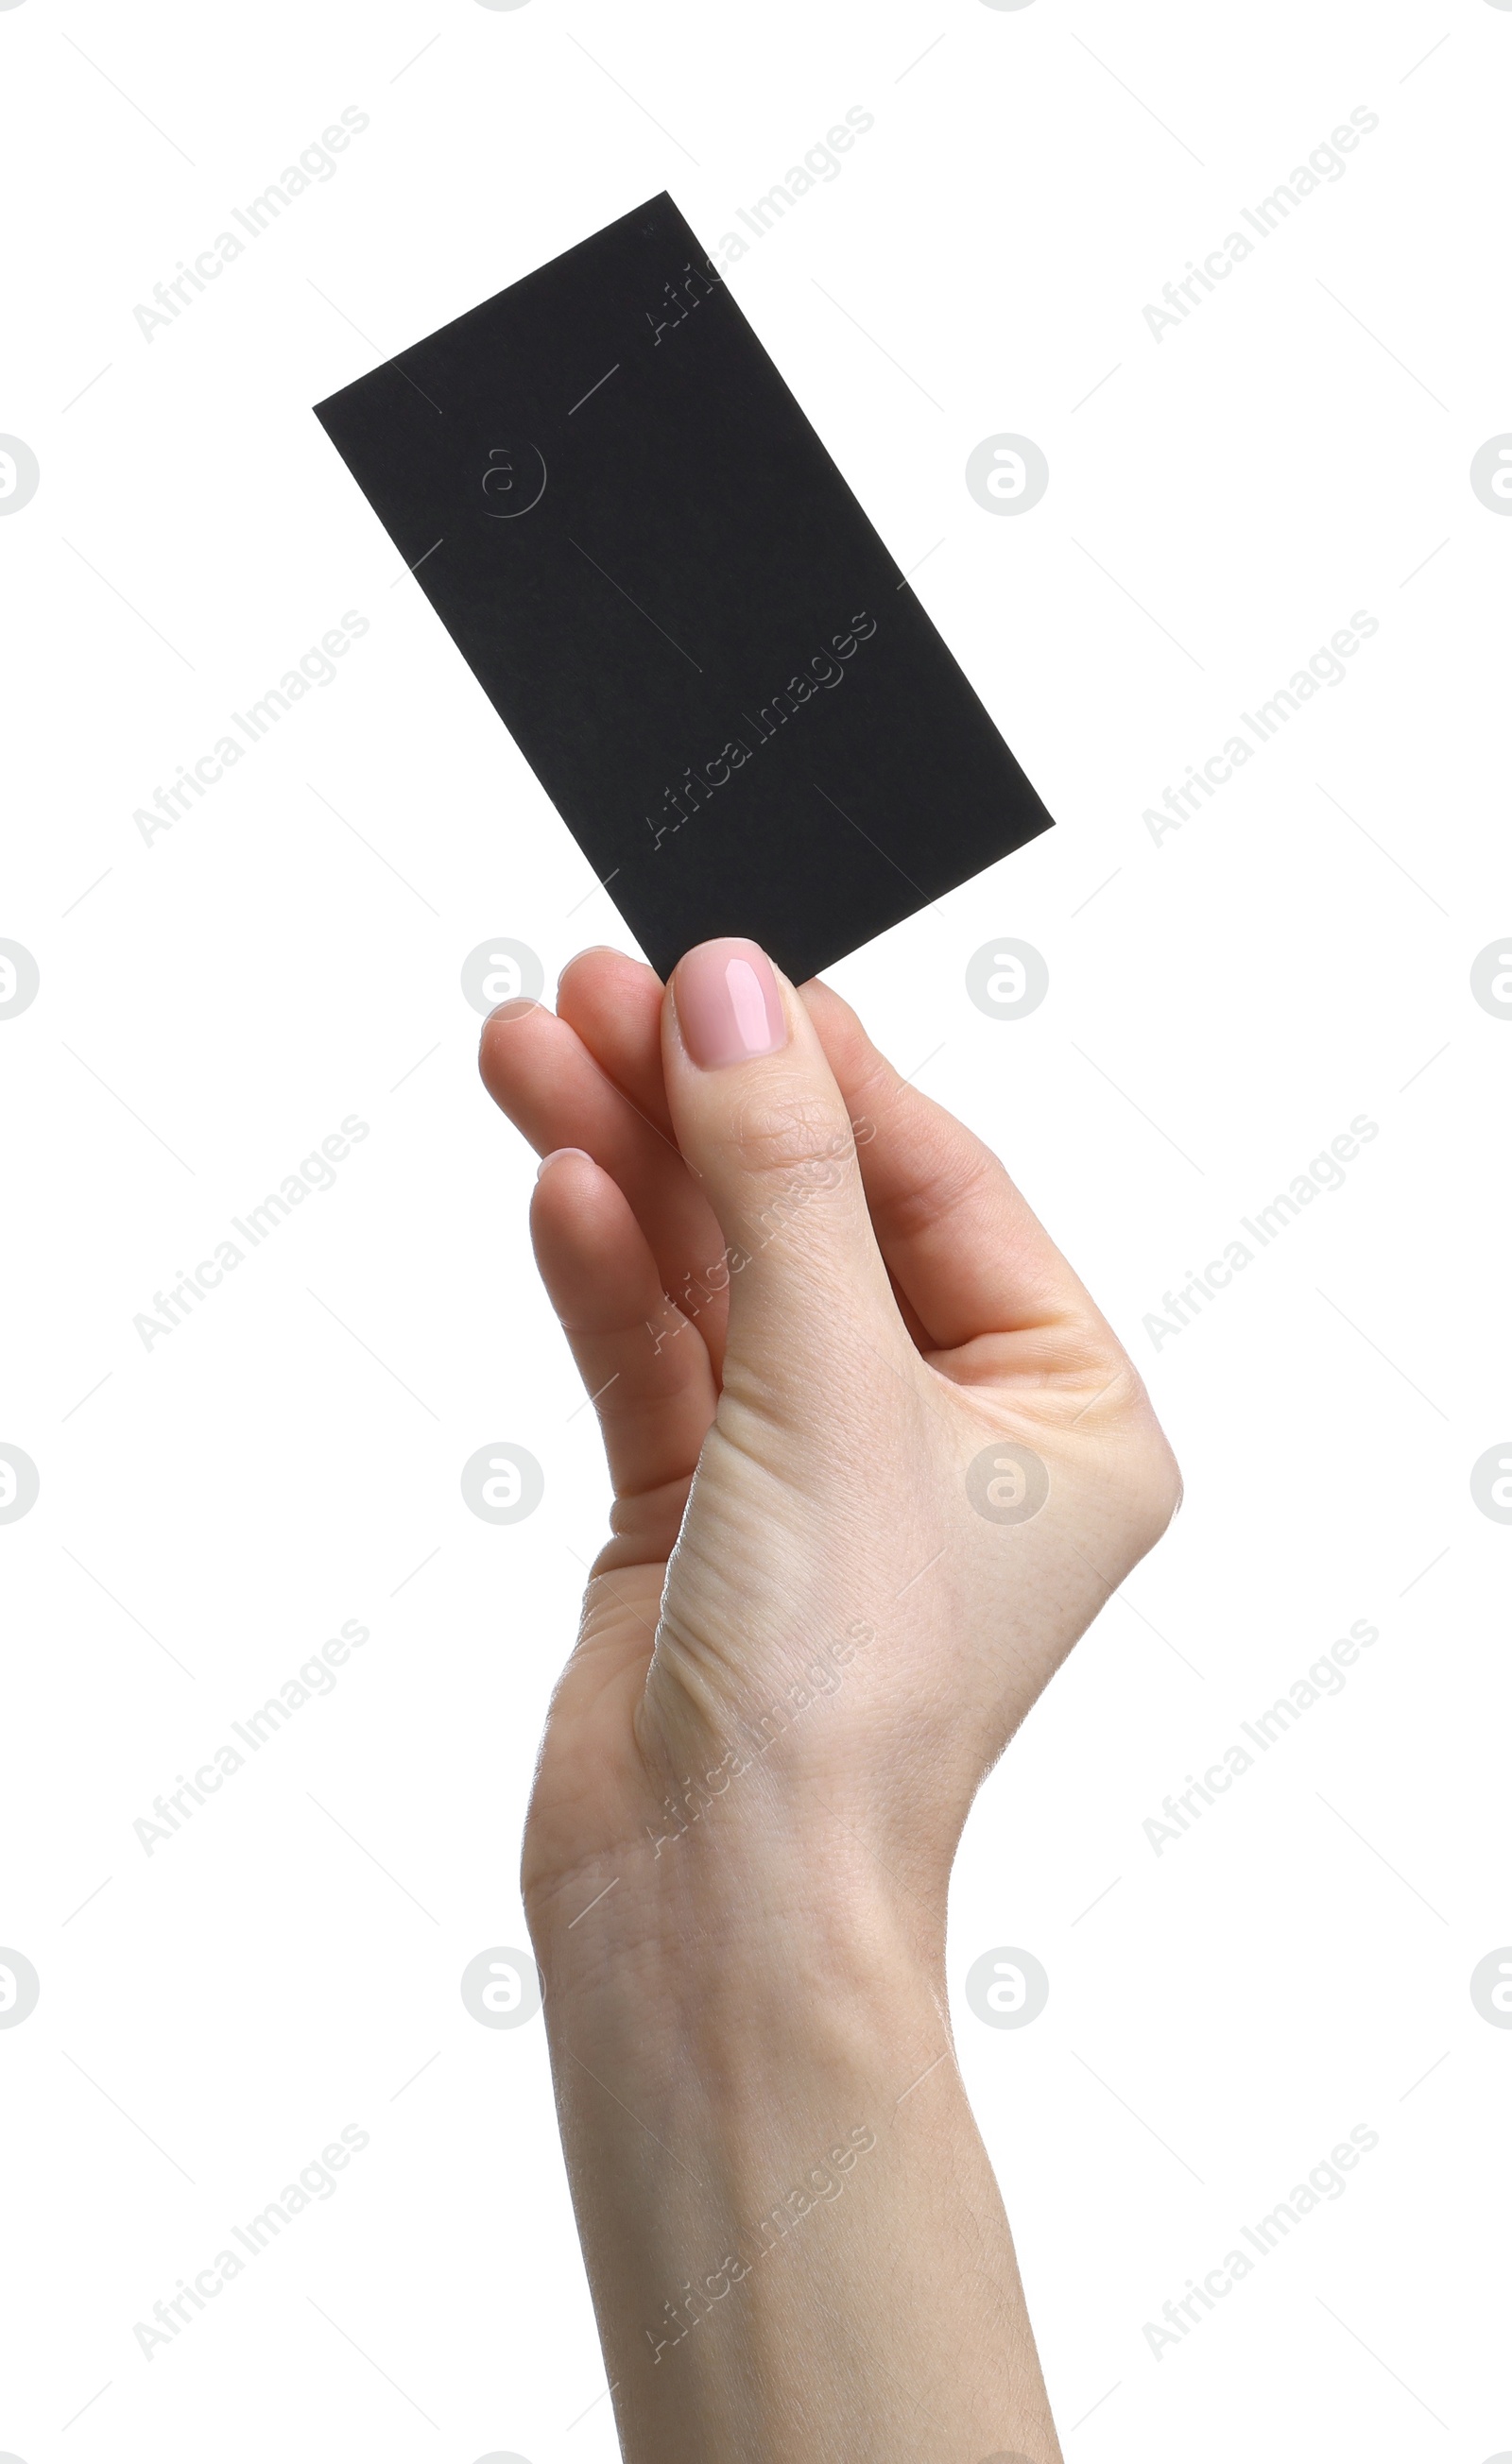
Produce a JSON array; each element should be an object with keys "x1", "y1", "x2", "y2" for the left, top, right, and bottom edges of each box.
[{"x1": 479, "y1": 936, "x2": 1180, "y2": 1945}]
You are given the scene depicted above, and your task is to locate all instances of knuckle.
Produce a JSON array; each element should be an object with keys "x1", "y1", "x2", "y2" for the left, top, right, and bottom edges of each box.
[
  {"x1": 1129, "y1": 1429, "x2": 1184, "y2": 1544},
  {"x1": 1058, "y1": 1340, "x2": 1184, "y2": 1544},
  {"x1": 721, "y1": 1087, "x2": 857, "y2": 1190}
]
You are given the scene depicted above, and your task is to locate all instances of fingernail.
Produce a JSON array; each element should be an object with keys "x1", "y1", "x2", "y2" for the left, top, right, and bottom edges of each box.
[
  {"x1": 537, "y1": 1145, "x2": 593, "y2": 1180},
  {"x1": 675, "y1": 938, "x2": 787, "y2": 1070},
  {"x1": 557, "y1": 946, "x2": 617, "y2": 988}
]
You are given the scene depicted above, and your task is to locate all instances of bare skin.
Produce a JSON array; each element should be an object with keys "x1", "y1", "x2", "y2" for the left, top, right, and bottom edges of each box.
[{"x1": 480, "y1": 937, "x2": 1179, "y2": 2462}]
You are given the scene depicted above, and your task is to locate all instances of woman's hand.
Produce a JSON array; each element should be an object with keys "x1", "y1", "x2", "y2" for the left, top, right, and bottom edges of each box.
[
  {"x1": 479, "y1": 937, "x2": 1179, "y2": 2461},
  {"x1": 481, "y1": 937, "x2": 1178, "y2": 1930}
]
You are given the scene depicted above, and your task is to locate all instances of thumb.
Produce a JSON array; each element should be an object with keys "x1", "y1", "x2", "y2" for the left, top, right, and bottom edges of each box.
[{"x1": 661, "y1": 938, "x2": 902, "y2": 1404}]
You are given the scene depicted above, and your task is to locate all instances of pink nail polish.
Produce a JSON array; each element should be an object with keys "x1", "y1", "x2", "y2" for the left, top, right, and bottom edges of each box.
[{"x1": 675, "y1": 939, "x2": 787, "y2": 1069}]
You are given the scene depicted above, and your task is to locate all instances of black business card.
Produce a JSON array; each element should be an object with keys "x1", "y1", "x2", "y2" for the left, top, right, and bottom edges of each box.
[{"x1": 314, "y1": 192, "x2": 1053, "y2": 984}]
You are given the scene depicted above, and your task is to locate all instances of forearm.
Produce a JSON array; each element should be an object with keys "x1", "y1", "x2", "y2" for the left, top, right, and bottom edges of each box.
[{"x1": 529, "y1": 1839, "x2": 1063, "y2": 2462}]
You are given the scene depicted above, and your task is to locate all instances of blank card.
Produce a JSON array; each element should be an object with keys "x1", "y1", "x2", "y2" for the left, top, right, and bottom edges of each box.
[{"x1": 314, "y1": 192, "x2": 1053, "y2": 984}]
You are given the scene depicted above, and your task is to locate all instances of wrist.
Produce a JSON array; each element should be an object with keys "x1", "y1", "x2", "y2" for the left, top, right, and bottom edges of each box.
[{"x1": 525, "y1": 1822, "x2": 948, "y2": 2067}]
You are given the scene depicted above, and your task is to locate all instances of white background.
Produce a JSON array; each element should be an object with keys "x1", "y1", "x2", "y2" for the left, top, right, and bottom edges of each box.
[{"x1": 2, "y1": 0, "x2": 1509, "y2": 2455}]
